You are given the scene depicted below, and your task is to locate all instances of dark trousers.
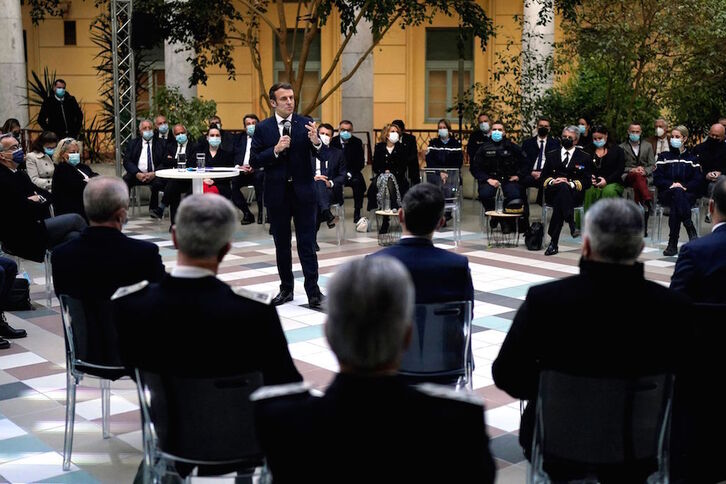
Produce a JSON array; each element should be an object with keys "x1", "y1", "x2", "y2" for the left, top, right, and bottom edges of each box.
[
  {"x1": 314, "y1": 180, "x2": 337, "y2": 214},
  {"x1": 163, "y1": 180, "x2": 192, "y2": 224},
  {"x1": 624, "y1": 172, "x2": 653, "y2": 204},
  {"x1": 544, "y1": 183, "x2": 584, "y2": 245},
  {"x1": 659, "y1": 188, "x2": 696, "y2": 239},
  {"x1": 123, "y1": 173, "x2": 166, "y2": 210},
  {"x1": 478, "y1": 181, "x2": 524, "y2": 211},
  {"x1": 268, "y1": 182, "x2": 320, "y2": 298},
  {"x1": 0, "y1": 257, "x2": 18, "y2": 311},
  {"x1": 231, "y1": 171, "x2": 264, "y2": 214},
  {"x1": 521, "y1": 173, "x2": 544, "y2": 225},
  {"x1": 346, "y1": 172, "x2": 366, "y2": 211}
]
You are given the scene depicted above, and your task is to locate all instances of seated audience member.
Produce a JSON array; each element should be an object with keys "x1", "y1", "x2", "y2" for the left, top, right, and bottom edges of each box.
[
  {"x1": 0, "y1": 257, "x2": 27, "y2": 349},
  {"x1": 1, "y1": 119, "x2": 21, "y2": 141},
  {"x1": 161, "y1": 123, "x2": 195, "y2": 225},
  {"x1": 202, "y1": 115, "x2": 235, "y2": 152},
  {"x1": 331, "y1": 120, "x2": 366, "y2": 223},
  {"x1": 51, "y1": 137, "x2": 98, "y2": 219},
  {"x1": 113, "y1": 194, "x2": 301, "y2": 383},
  {"x1": 654, "y1": 125, "x2": 703, "y2": 256},
  {"x1": 367, "y1": 123, "x2": 410, "y2": 212},
  {"x1": 647, "y1": 118, "x2": 671, "y2": 156},
  {"x1": 540, "y1": 126, "x2": 593, "y2": 255},
  {"x1": 0, "y1": 134, "x2": 86, "y2": 262},
  {"x1": 493, "y1": 198, "x2": 685, "y2": 480},
  {"x1": 52, "y1": 176, "x2": 165, "y2": 300},
  {"x1": 122, "y1": 119, "x2": 167, "y2": 219},
  {"x1": 466, "y1": 113, "x2": 492, "y2": 162},
  {"x1": 471, "y1": 122, "x2": 527, "y2": 232},
  {"x1": 153, "y1": 114, "x2": 174, "y2": 155},
  {"x1": 391, "y1": 119, "x2": 421, "y2": 187},
  {"x1": 25, "y1": 131, "x2": 57, "y2": 192},
  {"x1": 253, "y1": 257, "x2": 495, "y2": 483},
  {"x1": 583, "y1": 125, "x2": 625, "y2": 212},
  {"x1": 622, "y1": 122, "x2": 656, "y2": 233},
  {"x1": 231, "y1": 114, "x2": 261, "y2": 225},
  {"x1": 692, "y1": 123, "x2": 726, "y2": 213},
  {"x1": 426, "y1": 118, "x2": 463, "y2": 171},
  {"x1": 197, "y1": 125, "x2": 235, "y2": 198},
  {"x1": 670, "y1": 178, "x2": 726, "y2": 303},
  {"x1": 576, "y1": 117, "x2": 592, "y2": 147},
  {"x1": 370, "y1": 183, "x2": 473, "y2": 304},
  {"x1": 313, "y1": 123, "x2": 346, "y2": 232}
]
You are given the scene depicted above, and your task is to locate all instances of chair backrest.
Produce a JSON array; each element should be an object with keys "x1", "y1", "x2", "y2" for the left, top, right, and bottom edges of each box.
[
  {"x1": 421, "y1": 168, "x2": 461, "y2": 203},
  {"x1": 399, "y1": 301, "x2": 472, "y2": 377},
  {"x1": 535, "y1": 371, "x2": 674, "y2": 467},
  {"x1": 136, "y1": 369, "x2": 264, "y2": 465},
  {"x1": 59, "y1": 294, "x2": 124, "y2": 371}
]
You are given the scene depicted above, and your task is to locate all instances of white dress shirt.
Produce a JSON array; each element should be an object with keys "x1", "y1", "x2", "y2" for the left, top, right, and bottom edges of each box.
[
  {"x1": 630, "y1": 142, "x2": 640, "y2": 157},
  {"x1": 656, "y1": 137, "x2": 669, "y2": 155},
  {"x1": 560, "y1": 146, "x2": 576, "y2": 164},
  {"x1": 242, "y1": 135, "x2": 252, "y2": 166},
  {"x1": 137, "y1": 139, "x2": 153, "y2": 172},
  {"x1": 171, "y1": 265, "x2": 215, "y2": 278},
  {"x1": 175, "y1": 142, "x2": 188, "y2": 159},
  {"x1": 275, "y1": 112, "x2": 293, "y2": 137}
]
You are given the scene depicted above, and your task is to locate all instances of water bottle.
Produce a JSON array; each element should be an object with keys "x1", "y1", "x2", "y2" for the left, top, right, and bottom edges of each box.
[{"x1": 495, "y1": 186, "x2": 504, "y2": 213}]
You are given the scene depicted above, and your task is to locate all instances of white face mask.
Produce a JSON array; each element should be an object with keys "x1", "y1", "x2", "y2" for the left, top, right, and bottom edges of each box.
[
  {"x1": 656, "y1": 127, "x2": 665, "y2": 138},
  {"x1": 319, "y1": 134, "x2": 331, "y2": 146},
  {"x1": 388, "y1": 132, "x2": 399, "y2": 144}
]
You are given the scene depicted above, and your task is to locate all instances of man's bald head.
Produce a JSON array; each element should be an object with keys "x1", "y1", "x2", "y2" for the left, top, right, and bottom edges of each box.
[
  {"x1": 709, "y1": 123, "x2": 725, "y2": 142},
  {"x1": 83, "y1": 176, "x2": 130, "y2": 226}
]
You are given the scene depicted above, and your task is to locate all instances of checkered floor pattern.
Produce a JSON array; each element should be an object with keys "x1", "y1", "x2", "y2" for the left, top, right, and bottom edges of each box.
[{"x1": 0, "y1": 200, "x2": 684, "y2": 483}]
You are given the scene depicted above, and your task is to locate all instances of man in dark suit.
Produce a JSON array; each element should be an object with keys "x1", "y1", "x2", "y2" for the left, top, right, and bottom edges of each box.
[
  {"x1": 122, "y1": 119, "x2": 167, "y2": 218},
  {"x1": 38, "y1": 79, "x2": 83, "y2": 139},
  {"x1": 671, "y1": 178, "x2": 726, "y2": 303},
  {"x1": 250, "y1": 83, "x2": 326, "y2": 308},
  {"x1": 231, "y1": 113, "x2": 262, "y2": 225},
  {"x1": 540, "y1": 126, "x2": 592, "y2": 255},
  {"x1": 313, "y1": 123, "x2": 346, "y2": 232},
  {"x1": 370, "y1": 183, "x2": 473, "y2": 304},
  {"x1": 113, "y1": 194, "x2": 301, "y2": 383},
  {"x1": 252, "y1": 256, "x2": 495, "y2": 484},
  {"x1": 392, "y1": 119, "x2": 421, "y2": 187},
  {"x1": 153, "y1": 114, "x2": 175, "y2": 157},
  {"x1": 493, "y1": 199, "x2": 685, "y2": 480},
  {"x1": 159, "y1": 123, "x2": 196, "y2": 226},
  {"x1": 520, "y1": 116, "x2": 561, "y2": 192},
  {"x1": 52, "y1": 176, "x2": 166, "y2": 300},
  {"x1": 330, "y1": 120, "x2": 366, "y2": 223}
]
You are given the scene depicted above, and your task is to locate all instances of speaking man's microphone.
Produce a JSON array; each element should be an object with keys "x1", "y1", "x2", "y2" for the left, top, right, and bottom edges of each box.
[{"x1": 281, "y1": 120, "x2": 292, "y2": 155}]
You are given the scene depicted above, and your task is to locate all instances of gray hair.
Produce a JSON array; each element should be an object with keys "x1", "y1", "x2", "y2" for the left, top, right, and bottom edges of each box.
[
  {"x1": 175, "y1": 194, "x2": 237, "y2": 258},
  {"x1": 325, "y1": 257, "x2": 414, "y2": 372},
  {"x1": 0, "y1": 133, "x2": 15, "y2": 151},
  {"x1": 53, "y1": 137, "x2": 79, "y2": 163},
  {"x1": 584, "y1": 198, "x2": 644, "y2": 263},
  {"x1": 138, "y1": 118, "x2": 152, "y2": 130},
  {"x1": 563, "y1": 125, "x2": 580, "y2": 141},
  {"x1": 83, "y1": 176, "x2": 130, "y2": 223}
]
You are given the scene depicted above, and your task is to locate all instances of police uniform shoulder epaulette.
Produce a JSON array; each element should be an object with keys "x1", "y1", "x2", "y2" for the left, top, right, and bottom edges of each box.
[
  {"x1": 233, "y1": 286, "x2": 274, "y2": 305},
  {"x1": 415, "y1": 383, "x2": 484, "y2": 406},
  {"x1": 250, "y1": 382, "x2": 312, "y2": 402},
  {"x1": 110, "y1": 280, "x2": 149, "y2": 301}
]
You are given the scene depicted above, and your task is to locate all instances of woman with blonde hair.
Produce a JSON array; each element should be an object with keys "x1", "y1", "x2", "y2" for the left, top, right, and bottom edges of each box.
[{"x1": 51, "y1": 138, "x2": 98, "y2": 220}]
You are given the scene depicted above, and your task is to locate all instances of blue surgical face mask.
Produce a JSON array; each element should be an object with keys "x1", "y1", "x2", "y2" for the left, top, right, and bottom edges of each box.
[
  {"x1": 176, "y1": 133, "x2": 187, "y2": 145},
  {"x1": 480, "y1": 122, "x2": 490, "y2": 133},
  {"x1": 438, "y1": 128, "x2": 449, "y2": 139},
  {"x1": 55, "y1": 87, "x2": 66, "y2": 98},
  {"x1": 44, "y1": 147, "x2": 55, "y2": 156},
  {"x1": 593, "y1": 139, "x2": 606, "y2": 148},
  {"x1": 68, "y1": 152, "x2": 81, "y2": 166},
  {"x1": 340, "y1": 130, "x2": 352, "y2": 141},
  {"x1": 246, "y1": 125, "x2": 256, "y2": 137},
  {"x1": 142, "y1": 130, "x2": 154, "y2": 141},
  {"x1": 629, "y1": 133, "x2": 641, "y2": 143},
  {"x1": 491, "y1": 130, "x2": 503, "y2": 142},
  {"x1": 578, "y1": 124, "x2": 587, "y2": 134},
  {"x1": 208, "y1": 137, "x2": 222, "y2": 148},
  {"x1": 158, "y1": 123, "x2": 169, "y2": 134},
  {"x1": 670, "y1": 138, "x2": 683, "y2": 150},
  {"x1": 11, "y1": 148, "x2": 24, "y2": 165}
]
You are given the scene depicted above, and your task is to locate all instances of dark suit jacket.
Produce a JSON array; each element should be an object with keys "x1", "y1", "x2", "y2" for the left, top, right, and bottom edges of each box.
[
  {"x1": 372, "y1": 141, "x2": 408, "y2": 180},
  {"x1": 122, "y1": 138, "x2": 167, "y2": 176},
  {"x1": 254, "y1": 373, "x2": 495, "y2": 484},
  {"x1": 401, "y1": 132, "x2": 421, "y2": 185},
  {"x1": 51, "y1": 162, "x2": 99, "y2": 219},
  {"x1": 314, "y1": 146, "x2": 346, "y2": 203},
  {"x1": 0, "y1": 163, "x2": 51, "y2": 262},
  {"x1": 52, "y1": 226, "x2": 165, "y2": 300},
  {"x1": 370, "y1": 237, "x2": 474, "y2": 304},
  {"x1": 166, "y1": 141, "x2": 198, "y2": 166},
  {"x1": 113, "y1": 274, "x2": 302, "y2": 383},
  {"x1": 250, "y1": 113, "x2": 329, "y2": 207},
  {"x1": 541, "y1": 147, "x2": 593, "y2": 194},
  {"x1": 330, "y1": 134, "x2": 365, "y2": 174},
  {"x1": 492, "y1": 259, "x2": 686, "y2": 453},
  {"x1": 521, "y1": 136, "x2": 561, "y2": 171},
  {"x1": 670, "y1": 224, "x2": 726, "y2": 303}
]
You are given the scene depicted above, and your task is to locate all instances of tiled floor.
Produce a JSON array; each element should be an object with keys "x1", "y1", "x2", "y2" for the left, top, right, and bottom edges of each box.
[{"x1": 0, "y1": 199, "x2": 685, "y2": 483}]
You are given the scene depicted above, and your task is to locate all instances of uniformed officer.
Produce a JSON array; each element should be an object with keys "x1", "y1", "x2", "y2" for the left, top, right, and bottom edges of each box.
[
  {"x1": 470, "y1": 122, "x2": 528, "y2": 231},
  {"x1": 252, "y1": 257, "x2": 496, "y2": 483}
]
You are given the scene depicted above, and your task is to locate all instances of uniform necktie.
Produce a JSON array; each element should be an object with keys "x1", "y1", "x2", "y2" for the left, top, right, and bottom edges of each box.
[{"x1": 563, "y1": 151, "x2": 570, "y2": 167}]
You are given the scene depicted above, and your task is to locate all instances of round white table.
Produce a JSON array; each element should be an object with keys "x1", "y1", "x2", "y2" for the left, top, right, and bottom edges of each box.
[{"x1": 155, "y1": 168, "x2": 240, "y2": 195}]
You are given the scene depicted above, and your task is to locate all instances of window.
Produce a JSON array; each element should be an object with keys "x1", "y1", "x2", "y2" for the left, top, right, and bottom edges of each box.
[
  {"x1": 64, "y1": 21, "x2": 77, "y2": 46},
  {"x1": 274, "y1": 29, "x2": 322, "y2": 120},
  {"x1": 425, "y1": 28, "x2": 474, "y2": 123}
]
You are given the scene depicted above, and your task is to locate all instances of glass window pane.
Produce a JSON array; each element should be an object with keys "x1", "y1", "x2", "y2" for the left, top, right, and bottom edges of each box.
[
  {"x1": 426, "y1": 28, "x2": 473, "y2": 61},
  {"x1": 428, "y1": 102, "x2": 448, "y2": 119}
]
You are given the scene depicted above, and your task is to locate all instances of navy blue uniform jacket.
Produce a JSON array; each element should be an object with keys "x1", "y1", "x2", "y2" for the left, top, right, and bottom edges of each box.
[{"x1": 670, "y1": 224, "x2": 726, "y2": 303}]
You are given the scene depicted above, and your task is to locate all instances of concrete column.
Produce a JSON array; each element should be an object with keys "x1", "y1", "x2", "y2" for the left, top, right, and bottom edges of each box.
[
  {"x1": 0, "y1": 0, "x2": 29, "y2": 126},
  {"x1": 163, "y1": 0, "x2": 196, "y2": 99},
  {"x1": 522, "y1": 0, "x2": 555, "y2": 101},
  {"x1": 341, "y1": 17, "x2": 374, "y2": 137}
]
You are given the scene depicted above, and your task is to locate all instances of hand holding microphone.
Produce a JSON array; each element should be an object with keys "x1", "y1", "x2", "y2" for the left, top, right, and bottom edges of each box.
[{"x1": 274, "y1": 120, "x2": 292, "y2": 156}]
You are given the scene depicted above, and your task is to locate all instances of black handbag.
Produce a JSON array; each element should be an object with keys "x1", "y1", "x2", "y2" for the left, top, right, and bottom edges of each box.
[
  {"x1": 6, "y1": 277, "x2": 32, "y2": 311},
  {"x1": 524, "y1": 222, "x2": 544, "y2": 251}
]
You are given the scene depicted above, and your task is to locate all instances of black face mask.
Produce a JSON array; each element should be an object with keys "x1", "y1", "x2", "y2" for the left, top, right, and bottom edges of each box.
[
  {"x1": 561, "y1": 137, "x2": 574, "y2": 149},
  {"x1": 537, "y1": 126, "x2": 550, "y2": 137},
  {"x1": 706, "y1": 137, "x2": 721, "y2": 147}
]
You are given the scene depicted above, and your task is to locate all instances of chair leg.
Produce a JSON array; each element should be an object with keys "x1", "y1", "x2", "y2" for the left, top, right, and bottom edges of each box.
[
  {"x1": 44, "y1": 250, "x2": 52, "y2": 307},
  {"x1": 101, "y1": 379, "x2": 111, "y2": 439},
  {"x1": 63, "y1": 374, "x2": 78, "y2": 471},
  {"x1": 655, "y1": 210, "x2": 663, "y2": 247}
]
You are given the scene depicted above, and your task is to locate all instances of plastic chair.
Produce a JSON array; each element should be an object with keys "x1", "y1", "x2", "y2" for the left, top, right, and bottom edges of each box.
[
  {"x1": 135, "y1": 369, "x2": 268, "y2": 483},
  {"x1": 653, "y1": 187, "x2": 701, "y2": 247},
  {"x1": 59, "y1": 295, "x2": 128, "y2": 471},
  {"x1": 529, "y1": 370, "x2": 674, "y2": 484},
  {"x1": 398, "y1": 301, "x2": 473, "y2": 390},
  {"x1": 1, "y1": 245, "x2": 53, "y2": 307},
  {"x1": 330, "y1": 203, "x2": 346, "y2": 246},
  {"x1": 421, "y1": 168, "x2": 463, "y2": 245}
]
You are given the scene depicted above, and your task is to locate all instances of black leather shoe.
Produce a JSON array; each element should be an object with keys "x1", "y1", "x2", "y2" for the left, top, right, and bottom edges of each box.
[
  {"x1": 544, "y1": 243, "x2": 559, "y2": 256},
  {"x1": 323, "y1": 210, "x2": 336, "y2": 229},
  {"x1": 271, "y1": 291, "x2": 294, "y2": 306},
  {"x1": 308, "y1": 293, "x2": 325, "y2": 309},
  {"x1": 663, "y1": 244, "x2": 678, "y2": 257},
  {"x1": 569, "y1": 221, "x2": 580, "y2": 238},
  {"x1": 0, "y1": 315, "x2": 27, "y2": 339},
  {"x1": 257, "y1": 212, "x2": 264, "y2": 224},
  {"x1": 0, "y1": 337, "x2": 9, "y2": 350},
  {"x1": 353, "y1": 209, "x2": 361, "y2": 224},
  {"x1": 241, "y1": 212, "x2": 255, "y2": 225},
  {"x1": 684, "y1": 221, "x2": 698, "y2": 241},
  {"x1": 149, "y1": 207, "x2": 164, "y2": 219},
  {"x1": 314, "y1": 242, "x2": 320, "y2": 252}
]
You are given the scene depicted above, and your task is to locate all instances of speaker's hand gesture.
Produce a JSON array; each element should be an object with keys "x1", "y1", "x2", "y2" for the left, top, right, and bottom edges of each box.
[{"x1": 306, "y1": 121, "x2": 320, "y2": 146}]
